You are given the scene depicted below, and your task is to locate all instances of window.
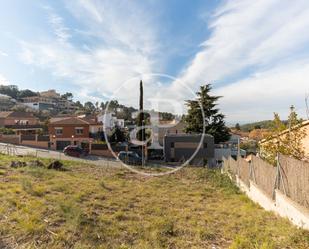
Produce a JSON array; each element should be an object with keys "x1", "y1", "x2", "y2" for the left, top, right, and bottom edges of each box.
[
  {"x1": 171, "y1": 142, "x2": 174, "y2": 148},
  {"x1": 203, "y1": 142, "x2": 208, "y2": 148},
  {"x1": 55, "y1": 128, "x2": 63, "y2": 135},
  {"x1": 75, "y1": 127, "x2": 84, "y2": 135}
]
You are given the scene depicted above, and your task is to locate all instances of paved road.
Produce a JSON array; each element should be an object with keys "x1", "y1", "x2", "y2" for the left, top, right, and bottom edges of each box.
[{"x1": 0, "y1": 142, "x2": 121, "y2": 168}]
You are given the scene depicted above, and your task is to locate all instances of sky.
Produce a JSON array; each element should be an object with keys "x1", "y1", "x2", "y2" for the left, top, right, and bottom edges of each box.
[{"x1": 0, "y1": 0, "x2": 309, "y2": 124}]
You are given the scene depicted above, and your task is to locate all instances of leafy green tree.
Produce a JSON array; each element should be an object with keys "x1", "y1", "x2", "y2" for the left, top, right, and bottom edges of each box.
[
  {"x1": 17, "y1": 89, "x2": 38, "y2": 99},
  {"x1": 184, "y1": 84, "x2": 230, "y2": 143},
  {"x1": 75, "y1": 101, "x2": 83, "y2": 109},
  {"x1": 84, "y1": 101, "x2": 95, "y2": 113},
  {"x1": 159, "y1": 112, "x2": 175, "y2": 121},
  {"x1": 0, "y1": 85, "x2": 19, "y2": 99},
  {"x1": 235, "y1": 123, "x2": 241, "y2": 131},
  {"x1": 100, "y1": 102, "x2": 106, "y2": 110},
  {"x1": 260, "y1": 106, "x2": 306, "y2": 165},
  {"x1": 61, "y1": 92, "x2": 73, "y2": 100},
  {"x1": 109, "y1": 127, "x2": 126, "y2": 143}
]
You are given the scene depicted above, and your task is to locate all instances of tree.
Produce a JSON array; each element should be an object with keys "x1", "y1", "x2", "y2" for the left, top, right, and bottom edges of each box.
[
  {"x1": 17, "y1": 89, "x2": 38, "y2": 99},
  {"x1": 159, "y1": 112, "x2": 175, "y2": 121},
  {"x1": 109, "y1": 127, "x2": 126, "y2": 143},
  {"x1": 75, "y1": 101, "x2": 83, "y2": 109},
  {"x1": 260, "y1": 106, "x2": 306, "y2": 165},
  {"x1": 100, "y1": 102, "x2": 106, "y2": 110},
  {"x1": 0, "y1": 85, "x2": 19, "y2": 99},
  {"x1": 184, "y1": 84, "x2": 230, "y2": 143},
  {"x1": 84, "y1": 101, "x2": 95, "y2": 113},
  {"x1": 61, "y1": 92, "x2": 73, "y2": 100},
  {"x1": 235, "y1": 123, "x2": 241, "y2": 131},
  {"x1": 137, "y1": 80, "x2": 145, "y2": 141}
]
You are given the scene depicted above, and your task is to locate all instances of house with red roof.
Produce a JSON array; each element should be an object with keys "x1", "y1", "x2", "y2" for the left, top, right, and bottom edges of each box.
[{"x1": 48, "y1": 116, "x2": 102, "y2": 150}]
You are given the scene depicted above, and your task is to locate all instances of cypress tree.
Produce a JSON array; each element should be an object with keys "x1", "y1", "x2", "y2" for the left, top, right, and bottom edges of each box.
[{"x1": 137, "y1": 80, "x2": 144, "y2": 141}]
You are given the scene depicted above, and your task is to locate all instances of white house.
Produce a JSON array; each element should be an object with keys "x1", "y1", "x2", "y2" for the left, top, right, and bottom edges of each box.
[{"x1": 97, "y1": 112, "x2": 125, "y2": 134}]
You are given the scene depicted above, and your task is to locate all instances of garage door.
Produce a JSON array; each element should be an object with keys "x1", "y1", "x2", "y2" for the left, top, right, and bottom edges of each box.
[{"x1": 56, "y1": 141, "x2": 71, "y2": 151}]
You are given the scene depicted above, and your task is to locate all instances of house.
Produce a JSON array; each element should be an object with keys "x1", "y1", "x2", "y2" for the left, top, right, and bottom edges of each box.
[
  {"x1": 215, "y1": 132, "x2": 246, "y2": 160},
  {"x1": 22, "y1": 89, "x2": 77, "y2": 112},
  {"x1": 259, "y1": 119, "x2": 309, "y2": 159},
  {"x1": 48, "y1": 115, "x2": 104, "y2": 150},
  {"x1": 0, "y1": 111, "x2": 42, "y2": 135},
  {"x1": 23, "y1": 102, "x2": 54, "y2": 111},
  {"x1": 164, "y1": 134, "x2": 215, "y2": 165},
  {"x1": 97, "y1": 112, "x2": 125, "y2": 134},
  {"x1": 49, "y1": 116, "x2": 93, "y2": 150},
  {"x1": 158, "y1": 120, "x2": 186, "y2": 146},
  {"x1": 78, "y1": 114, "x2": 104, "y2": 139}
]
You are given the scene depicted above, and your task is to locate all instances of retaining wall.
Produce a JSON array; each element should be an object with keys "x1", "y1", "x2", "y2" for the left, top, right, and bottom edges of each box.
[{"x1": 231, "y1": 173, "x2": 309, "y2": 230}]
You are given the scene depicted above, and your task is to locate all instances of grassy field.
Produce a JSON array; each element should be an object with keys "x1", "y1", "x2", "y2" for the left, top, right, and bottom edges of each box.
[{"x1": 0, "y1": 154, "x2": 308, "y2": 249}]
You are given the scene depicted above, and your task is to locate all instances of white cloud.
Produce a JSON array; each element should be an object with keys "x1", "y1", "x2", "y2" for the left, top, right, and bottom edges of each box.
[
  {"x1": 174, "y1": 0, "x2": 309, "y2": 121},
  {"x1": 215, "y1": 61, "x2": 309, "y2": 122},
  {"x1": 17, "y1": 0, "x2": 309, "y2": 121},
  {"x1": 0, "y1": 50, "x2": 8, "y2": 57},
  {"x1": 19, "y1": 1, "x2": 159, "y2": 106},
  {"x1": 0, "y1": 74, "x2": 10, "y2": 85}
]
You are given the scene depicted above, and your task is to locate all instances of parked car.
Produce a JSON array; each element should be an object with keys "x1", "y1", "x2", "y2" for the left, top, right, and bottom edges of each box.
[
  {"x1": 118, "y1": 151, "x2": 143, "y2": 165},
  {"x1": 63, "y1": 145, "x2": 88, "y2": 157}
]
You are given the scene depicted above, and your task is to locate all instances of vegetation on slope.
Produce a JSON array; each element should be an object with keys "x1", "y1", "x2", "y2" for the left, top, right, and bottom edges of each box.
[{"x1": 0, "y1": 154, "x2": 308, "y2": 249}]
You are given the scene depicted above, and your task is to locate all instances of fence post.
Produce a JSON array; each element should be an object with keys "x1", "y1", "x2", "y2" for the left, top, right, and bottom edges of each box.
[
  {"x1": 273, "y1": 153, "x2": 281, "y2": 199},
  {"x1": 237, "y1": 138, "x2": 240, "y2": 176},
  {"x1": 277, "y1": 154, "x2": 287, "y2": 195},
  {"x1": 249, "y1": 157, "x2": 256, "y2": 183}
]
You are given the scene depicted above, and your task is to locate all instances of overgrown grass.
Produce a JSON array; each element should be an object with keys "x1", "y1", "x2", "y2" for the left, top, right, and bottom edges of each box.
[{"x1": 0, "y1": 153, "x2": 308, "y2": 248}]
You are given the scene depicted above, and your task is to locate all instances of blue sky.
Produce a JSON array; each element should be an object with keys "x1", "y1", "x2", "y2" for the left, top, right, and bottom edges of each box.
[{"x1": 1, "y1": 0, "x2": 309, "y2": 123}]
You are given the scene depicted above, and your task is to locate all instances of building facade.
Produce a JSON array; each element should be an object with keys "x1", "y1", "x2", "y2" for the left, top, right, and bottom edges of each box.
[
  {"x1": 0, "y1": 111, "x2": 42, "y2": 135},
  {"x1": 164, "y1": 134, "x2": 215, "y2": 165},
  {"x1": 49, "y1": 117, "x2": 92, "y2": 150}
]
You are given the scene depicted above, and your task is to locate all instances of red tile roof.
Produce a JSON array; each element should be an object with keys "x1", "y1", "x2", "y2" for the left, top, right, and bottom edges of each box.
[{"x1": 0, "y1": 111, "x2": 36, "y2": 118}]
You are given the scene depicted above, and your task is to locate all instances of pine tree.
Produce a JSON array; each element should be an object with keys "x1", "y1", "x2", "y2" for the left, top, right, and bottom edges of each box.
[{"x1": 184, "y1": 84, "x2": 230, "y2": 143}]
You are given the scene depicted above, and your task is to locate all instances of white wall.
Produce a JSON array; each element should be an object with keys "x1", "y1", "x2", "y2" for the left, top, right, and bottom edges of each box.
[{"x1": 232, "y1": 177, "x2": 309, "y2": 230}]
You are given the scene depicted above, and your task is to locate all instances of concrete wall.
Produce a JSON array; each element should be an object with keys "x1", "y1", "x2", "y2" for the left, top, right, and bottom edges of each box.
[
  {"x1": 275, "y1": 190, "x2": 309, "y2": 229},
  {"x1": 90, "y1": 149, "x2": 114, "y2": 157},
  {"x1": 0, "y1": 135, "x2": 20, "y2": 144},
  {"x1": 230, "y1": 174, "x2": 309, "y2": 230},
  {"x1": 21, "y1": 140, "x2": 49, "y2": 149}
]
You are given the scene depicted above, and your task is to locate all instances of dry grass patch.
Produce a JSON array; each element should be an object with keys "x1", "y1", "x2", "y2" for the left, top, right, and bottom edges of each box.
[{"x1": 0, "y1": 154, "x2": 308, "y2": 248}]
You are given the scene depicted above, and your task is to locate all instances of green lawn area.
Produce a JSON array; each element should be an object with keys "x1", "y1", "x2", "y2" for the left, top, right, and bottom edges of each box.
[{"x1": 0, "y1": 154, "x2": 308, "y2": 249}]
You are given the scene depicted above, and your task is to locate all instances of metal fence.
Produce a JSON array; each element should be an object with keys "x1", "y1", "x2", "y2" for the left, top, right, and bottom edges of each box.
[
  {"x1": 279, "y1": 155, "x2": 309, "y2": 209},
  {"x1": 223, "y1": 154, "x2": 309, "y2": 209},
  {"x1": 0, "y1": 143, "x2": 122, "y2": 169},
  {"x1": 238, "y1": 157, "x2": 250, "y2": 186},
  {"x1": 251, "y1": 156, "x2": 276, "y2": 198}
]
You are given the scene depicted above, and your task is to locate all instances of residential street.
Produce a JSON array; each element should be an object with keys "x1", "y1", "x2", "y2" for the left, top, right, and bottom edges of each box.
[{"x1": 0, "y1": 142, "x2": 121, "y2": 168}]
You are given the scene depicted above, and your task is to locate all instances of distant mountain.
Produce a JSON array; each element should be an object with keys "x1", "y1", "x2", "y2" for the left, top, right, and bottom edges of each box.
[{"x1": 239, "y1": 120, "x2": 288, "y2": 132}]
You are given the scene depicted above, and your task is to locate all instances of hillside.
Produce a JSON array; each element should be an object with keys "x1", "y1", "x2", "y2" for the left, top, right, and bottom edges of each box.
[
  {"x1": 0, "y1": 154, "x2": 308, "y2": 248},
  {"x1": 239, "y1": 120, "x2": 273, "y2": 132}
]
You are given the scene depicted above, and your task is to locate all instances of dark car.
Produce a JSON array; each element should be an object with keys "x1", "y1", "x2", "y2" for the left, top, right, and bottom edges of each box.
[
  {"x1": 118, "y1": 151, "x2": 143, "y2": 165},
  {"x1": 63, "y1": 145, "x2": 88, "y2": 158}
]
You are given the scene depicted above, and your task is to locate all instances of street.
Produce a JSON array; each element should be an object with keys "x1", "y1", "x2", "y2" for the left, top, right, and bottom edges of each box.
[{"x1": 0, "y1": 142, "x2": 121, "y2": 168}]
